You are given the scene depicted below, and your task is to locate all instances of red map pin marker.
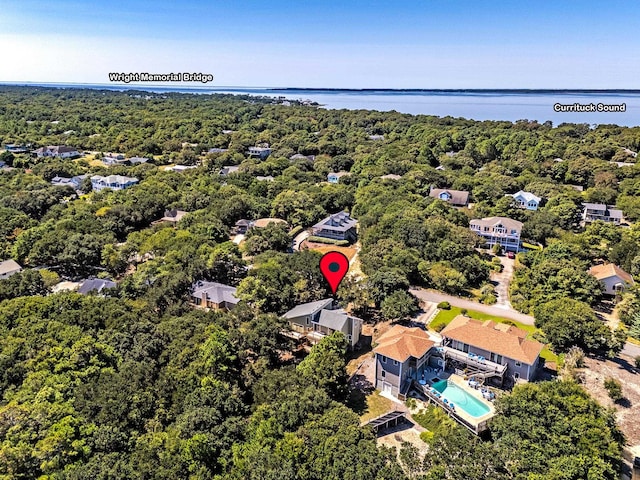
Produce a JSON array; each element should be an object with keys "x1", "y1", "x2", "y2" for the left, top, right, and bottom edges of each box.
[{"x1": 319, "y1": 251, "x2": 350, "y2": 294}]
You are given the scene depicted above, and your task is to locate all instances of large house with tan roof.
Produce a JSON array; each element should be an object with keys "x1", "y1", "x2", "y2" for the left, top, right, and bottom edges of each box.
[
  {"x1": 374, "y1": 325, "x2": 435, "y2": 398},
  {"x1": 441, "y1": 316, "x2": 544, "y2": 383},
  {"x1": 588, "y1": 263, "x2": 635, "y2": 296}
]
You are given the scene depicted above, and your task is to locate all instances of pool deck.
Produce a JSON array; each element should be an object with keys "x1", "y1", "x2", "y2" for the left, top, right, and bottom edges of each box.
[
  {"x1": 446, "y1": 374, "x2": 496, "y2": 426},
  {"x1": 418, "y1": 373, "x2": 496, "y2": 434}
]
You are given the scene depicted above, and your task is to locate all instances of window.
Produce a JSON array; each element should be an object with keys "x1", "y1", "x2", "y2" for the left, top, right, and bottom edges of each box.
[
  {"x1": 515, "y1": 361, "x2": 521, "y2": 367},
  {"x1": 514, "y1": 372, "x2": 520, "y2": 380},
  {"x1": 393, "y1": 360, "x2": 399, "y2": 366},
  {"x1": 381, "y1": 370, "x2": 386, "y2": 378},
  {"x1": 381, "y1": 355, "x2": 387, "y2": 363}
]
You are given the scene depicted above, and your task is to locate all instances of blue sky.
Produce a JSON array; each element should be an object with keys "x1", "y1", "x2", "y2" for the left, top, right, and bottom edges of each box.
[{"x1": 1, "y1": 0, "x2": 639, "y2": 88}]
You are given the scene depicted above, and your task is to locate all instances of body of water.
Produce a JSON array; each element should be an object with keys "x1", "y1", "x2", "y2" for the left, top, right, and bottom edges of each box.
[{"x1": 4, "y1": 83, "x2": 640, "y2": 127}]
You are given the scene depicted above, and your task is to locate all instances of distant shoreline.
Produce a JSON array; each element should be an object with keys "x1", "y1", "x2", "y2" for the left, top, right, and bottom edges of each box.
[{"x1": 2, "y1": 82, "x2": 640, "y2": 95}]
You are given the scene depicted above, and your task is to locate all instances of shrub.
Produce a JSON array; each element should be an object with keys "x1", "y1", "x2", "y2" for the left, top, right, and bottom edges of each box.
[
  {"x1": 434, "y1": 323, "x2": 446, "y2": 333},
  {"x1": 437, "y1": 301, "x2": 451, "y2": 310},
  {"x1": 306, "y1": 235, "x2": 350, "y2": 246},
  {"x1": 460, "y1": 308, "x2": 468, "y2": 316},
  {"x1": 405, "y1": 398, "x2": 417, "y2": 410},
  {"x1": 481, "y1": 294, "x2": 497, "y2": 305},
  {"x1": 635, "y1": 356, "x2": 640, "y2": 369},
  {"x1": 288, "y1": 225, "x2": 303, "y2": 238},
  {"x1": 604, "y1": 377, "x2": 623, "y2": 402}
]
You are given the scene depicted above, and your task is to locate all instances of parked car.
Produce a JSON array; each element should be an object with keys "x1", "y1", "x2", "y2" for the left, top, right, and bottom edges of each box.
[{"x1": 507, "y1": 251, "x2": 515, "y2": 259}]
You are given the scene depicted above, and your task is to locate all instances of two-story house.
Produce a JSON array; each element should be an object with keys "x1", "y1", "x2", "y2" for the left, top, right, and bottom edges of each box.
[
  {"x1": 508, "y1": 190, "x2": 542, "y2": 210},
  {"x1": 582, "y1": 203, "x2": 623, "y2": 225},
  {"x1": 441, "y1": 316, "x2": 544, "y2": 384},
  {"x1": 190, "y1": 281, "x2": 239, "y2": 310},
  {"x1": 90, "y1": 175, "x2": 139, "y2": 192},
  {"x1": 469, "y1": 216, "x2": 523, "y2": 252},
  {"x1": 311, "y1": 211, "x2": 357, "y2": 242},
  {"x1": 247, "y1": 146, "x2": 272, "y2": 159},
  {"x1": 373, "y1": 325, "x2": 435, "y2": 399},
  {"x1": 283, "y1": 298, "x2": 362, "y2": 349},
  {"x1": 32, "y1": 145, "x2": 80, "y2": 159},
  {"x1": 428, "y1": 187, "x2": 470, "y2": 207}
]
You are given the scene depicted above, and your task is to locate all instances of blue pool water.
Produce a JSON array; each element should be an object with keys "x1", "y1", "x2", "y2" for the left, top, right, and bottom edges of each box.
[{"x1": 432, "y1": 380, "x2": 490, "y2": 418}]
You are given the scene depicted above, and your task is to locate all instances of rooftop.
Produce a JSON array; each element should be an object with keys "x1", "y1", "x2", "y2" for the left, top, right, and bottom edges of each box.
[
  {"x1": 283, "y1": 298, "x2": 334, "y2": 319},
  {"x1": 429, "y1": 187, "x2": 470, "y2": 205},
  {"x1": 0, "y1": 259, "x2": 22, "y2": 276},
  {"x1": 77, "y1": 278, "x2": 116, "y2": 295},
  {"x1": 589, "y1": 263, "x2": 634, "y2": 285},
  {"x1": 191, "y1": 281, "x2": 239, "y2": 306},
  {"x1": 374, "y1": 325, "x2": 435, "y2": 363},
  {"x1": 312, "y1": 211, "x2": 357, "y2": 232},
  {"x1": 509, "y1": 190, "x2": 541, "y2": 203},
  {"x1": 441, "y1": 316, "x2": 544, "y2": 365},
  {"x1": 470, "y1": 216, "x2": 523, "y2": 231}
]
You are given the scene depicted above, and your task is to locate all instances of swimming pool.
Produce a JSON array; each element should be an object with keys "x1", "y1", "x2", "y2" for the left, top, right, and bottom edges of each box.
[{"x1": 432, "y1": 379, "x2": 491, "y2": 418}]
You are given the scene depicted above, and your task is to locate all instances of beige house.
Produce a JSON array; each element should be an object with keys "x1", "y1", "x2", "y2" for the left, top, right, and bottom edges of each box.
[{"x1": 588, "y1": 263, "x2": 635, "y2": 295}]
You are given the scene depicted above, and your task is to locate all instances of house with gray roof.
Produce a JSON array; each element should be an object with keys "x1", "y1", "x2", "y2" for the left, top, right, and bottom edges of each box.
[
  {"x1": 51, "y1": 175, "x2": 87, "y2": 191},
  {"x1": 311, "y1": 211, "x2": 357, "y2": 242},
  {"x1": 508, "y1": 190, "x2": 542, "y2": 211},
  {"x1": 190, "y1": 281, "x2": 239, "y2": 310},
  {"x1": 32, "y1": 145, "x2": 80, "y2": 159},
  {"x1": 219, "y1": 165, "x2": 240, "y2": 176},
  {"x1": 77, "y1": 278, "x2": 117, "y2": 295},
  {"x1": 429, "y1": 187, "x2": 470, "y2": 207},
  {"x1": 247, "y1": 146, "x2": 271, "y2": 159},
  {"x1": 582, "y1": 203, "x2": 623, "y2": 225},
  {"x1": 283, "y1": 298, "x2": 362, "y2": 348},
  {"x1": 91, "y1": 175, "x2": 139, "y2": 192},
  {"x1": 0, "y1": 259, "x2": 22, "y2": 280}
]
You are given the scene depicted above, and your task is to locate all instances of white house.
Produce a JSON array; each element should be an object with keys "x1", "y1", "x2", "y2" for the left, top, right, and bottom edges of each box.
[
  {"x1": 470, "y1": 216, "x2": 523, "y2": 252},
  {"x1": 91, "y1": 175, "x2": 139, "y2": 192},
  {"x1": 509, "y1": 191, "x2": 542, "y2": 211},
  {"x1": 32, "y1": 145, "x2": 80, "y2": 159}
]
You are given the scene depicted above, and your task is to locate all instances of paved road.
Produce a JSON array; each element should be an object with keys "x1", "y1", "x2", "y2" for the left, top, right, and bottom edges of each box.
[
  {"x1": 409, "y1": 287, "x2": 535, "y2": 325},
  {"x1": 622, "y1": 341, "x2": 640, "y2": 358}
]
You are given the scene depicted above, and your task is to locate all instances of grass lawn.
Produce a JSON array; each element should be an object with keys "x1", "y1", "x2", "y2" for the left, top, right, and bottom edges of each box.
[
  {"x1": 430, "y1": 306, "x2": 557, "y2": 363},
  {"x1": 359, "y1": 391, "x2": 394, "y2": 423}
]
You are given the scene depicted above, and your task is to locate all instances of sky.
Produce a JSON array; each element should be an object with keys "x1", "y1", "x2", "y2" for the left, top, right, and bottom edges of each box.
[{"x1": 1, "y1": 0, "x2": 639, "y2": 89}]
